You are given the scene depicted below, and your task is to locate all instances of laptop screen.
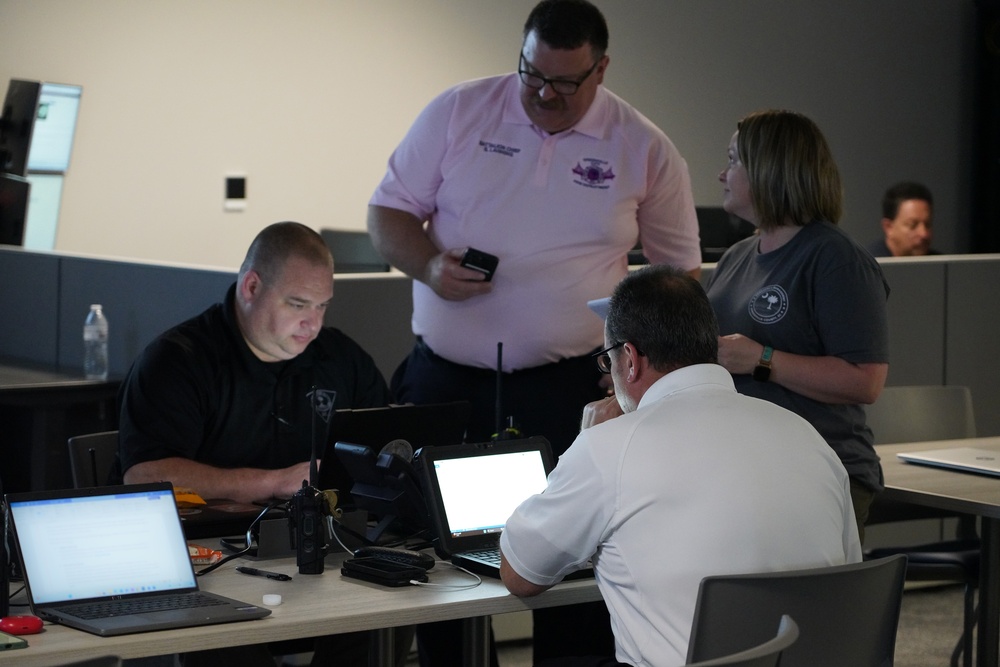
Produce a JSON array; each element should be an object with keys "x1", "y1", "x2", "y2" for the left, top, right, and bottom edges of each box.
[
  {"x1": 434, "y1": 448, "x2": 549, "y2": 538},
  {"x1": 8, "y1": 485, "x2": 196, "y2": 604}
]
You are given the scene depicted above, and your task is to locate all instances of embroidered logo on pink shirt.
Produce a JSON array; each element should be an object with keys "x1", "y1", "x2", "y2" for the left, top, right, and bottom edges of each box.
[
  {"x1": 479, "y1": 140, "x2": 521, "y2": 157},
  {"x1": 572, "y1": 159, "x2": 615, "y2": 188}
]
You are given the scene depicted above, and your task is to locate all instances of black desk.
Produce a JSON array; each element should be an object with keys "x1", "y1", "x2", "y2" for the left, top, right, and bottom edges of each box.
[{"x1": 0, "y1": 358, "x2": 119, "y2": 493}]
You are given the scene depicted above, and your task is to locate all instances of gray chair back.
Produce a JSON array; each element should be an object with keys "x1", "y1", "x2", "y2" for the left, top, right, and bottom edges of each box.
[
  {"x1": 866, "y1": 385, "x2": 975, "y2": 444},
  {"x1": 687, "y1": 615, "x2": 797, "y2": 667},
  {"x1": 67, "y1": 430, "x2": 119, "y2": 488},
  {"x1": 687, "y1": 555, "x2": 906, "y2": 667}
]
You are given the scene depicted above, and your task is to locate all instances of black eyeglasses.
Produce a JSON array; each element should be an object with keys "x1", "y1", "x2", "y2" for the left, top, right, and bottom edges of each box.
[
  {"x1": 591, "y1": 341, "x2": 624, "y2": 374},
  {"x1": 518, "y1": 53, "x2": 601, "y2": 96}
]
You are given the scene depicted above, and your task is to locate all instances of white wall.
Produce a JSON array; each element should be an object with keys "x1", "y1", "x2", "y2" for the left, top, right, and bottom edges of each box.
[{"x1": 0, "y1": 0, "x2": 975, "y2": 267}]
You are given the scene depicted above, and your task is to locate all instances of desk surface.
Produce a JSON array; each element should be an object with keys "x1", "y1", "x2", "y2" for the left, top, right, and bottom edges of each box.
[
  {"x1": 878, "y1": 436, "x2": 1000, "y2": 518},
  {"x1": 0, "y1": 358, "x2": 118, "y2": 394},
  {"x1": 2, "y1": 552, "x2": 601, "y2": 667},
  {"x1": 879, "y1": 436, "x2": 1000, "y2": 667}
]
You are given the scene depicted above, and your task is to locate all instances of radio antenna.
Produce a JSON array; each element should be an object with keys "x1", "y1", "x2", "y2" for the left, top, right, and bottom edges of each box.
[
  {"x1": 494, "y1": 342, "x2": 503, "y2": 440},
  {"x1": 309, "y1": 385, "x2": 320, "y2": 487}
]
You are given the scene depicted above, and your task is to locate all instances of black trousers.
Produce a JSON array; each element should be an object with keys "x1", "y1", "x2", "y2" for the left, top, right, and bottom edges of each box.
[{"x1": 393, "y1": 339, "x2": 616, "y2": 665}]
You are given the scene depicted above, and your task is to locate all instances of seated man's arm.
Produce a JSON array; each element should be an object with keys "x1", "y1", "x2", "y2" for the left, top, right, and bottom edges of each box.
[
  {"x1": 500, "y1": 549, "x2": 552, "y2": 598},
  {"x1": 124, "y1": 457, "x2": 311, "y2": 503}
]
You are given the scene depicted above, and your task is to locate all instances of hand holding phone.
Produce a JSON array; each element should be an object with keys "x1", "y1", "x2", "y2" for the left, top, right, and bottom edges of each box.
[{"x1": 460, "y1": 248, "x2": 499, "y2": 282}]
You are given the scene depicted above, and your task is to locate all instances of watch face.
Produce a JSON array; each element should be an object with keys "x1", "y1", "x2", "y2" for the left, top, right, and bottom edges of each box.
[{"x1": 753, "y1": 364, "x2": 771, "y2": 382}]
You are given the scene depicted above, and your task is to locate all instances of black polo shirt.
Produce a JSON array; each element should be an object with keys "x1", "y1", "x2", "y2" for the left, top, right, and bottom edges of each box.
[{"x1": 117, "y1": 284, "x2": 391, "y2": 477}]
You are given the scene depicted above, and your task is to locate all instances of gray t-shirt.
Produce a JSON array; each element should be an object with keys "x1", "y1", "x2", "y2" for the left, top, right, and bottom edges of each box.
[{"x1": 706, "y1": 221, "x2": 890, "y2": 491}]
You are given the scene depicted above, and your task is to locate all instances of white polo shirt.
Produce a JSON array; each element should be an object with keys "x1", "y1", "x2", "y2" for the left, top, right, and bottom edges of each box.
[
  {"x1": 370, "y1": 74, "x2": 700, "y2": 371},
  {"x1": 501, "y1": 364, "x2": 862, "y2": 667}
]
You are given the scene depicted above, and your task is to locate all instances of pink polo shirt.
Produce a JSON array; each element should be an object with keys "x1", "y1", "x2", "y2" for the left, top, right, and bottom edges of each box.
[{"x1": 370, "y1": 74, "x2": 700, "y2": 371}]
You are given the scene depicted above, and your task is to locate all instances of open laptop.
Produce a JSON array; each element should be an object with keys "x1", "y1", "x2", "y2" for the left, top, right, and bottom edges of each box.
[
  {"x1": 4, "y1": 482, "x2": 271, "y2": 636},
  {"x1": 416, "y1": 436, "x2": 554, "y2": 578},
  {"x1": 897, "y1": 447, "x2": 1000, "y2": 477}
]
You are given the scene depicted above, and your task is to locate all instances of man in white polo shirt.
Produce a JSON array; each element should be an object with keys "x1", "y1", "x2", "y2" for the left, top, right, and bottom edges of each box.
[
  {"x1": 367, "y1": 1, "x2": 700, "y2": 663},
  {"x1": 501, "y1": 266, "x2": 861, "y2": 667}
]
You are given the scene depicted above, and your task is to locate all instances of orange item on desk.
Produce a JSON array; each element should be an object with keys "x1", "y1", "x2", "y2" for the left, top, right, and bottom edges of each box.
[
  {"x1": 188, "y1": 544, "x2": 223, "y2": 565},
  {"x1": 173, "y1": 486, "x2": 207, "y2": 508}
]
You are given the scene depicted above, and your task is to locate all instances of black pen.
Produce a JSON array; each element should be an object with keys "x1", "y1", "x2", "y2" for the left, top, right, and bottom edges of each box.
[{"x1": 236, "y1": 566, "x2": 292, "y2": 581}]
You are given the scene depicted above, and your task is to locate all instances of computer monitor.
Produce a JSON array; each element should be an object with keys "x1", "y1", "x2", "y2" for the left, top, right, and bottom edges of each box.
[
  {"x1": 0, "y1": 173, "x2": 30, "y2": 246},
  {"x1": 27, "y1": 82, "x2": 83, "y2": 174},
  {"x1": 696, "y1": 206, "x2": 756, "y2": 262},
  {"x1": 0, "y1": 79, "x2": 41, "y2": 177},
  {"x1": 320, "y1": 229, "x2": 390, "y2": 273}
]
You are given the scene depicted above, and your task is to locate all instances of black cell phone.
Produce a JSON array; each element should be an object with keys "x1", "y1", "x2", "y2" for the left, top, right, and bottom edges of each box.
[
  {"x1": 341, "y1": 556, "x2": 429, "y2": 587},
  {"x1": 460, "y1": 247, "x2": 499, "y2": 282}
]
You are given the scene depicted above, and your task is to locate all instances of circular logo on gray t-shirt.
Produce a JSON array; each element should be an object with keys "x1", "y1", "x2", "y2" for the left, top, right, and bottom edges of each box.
[{"x1": 748, "y1": 285, "x2": 789, "y2": 324}]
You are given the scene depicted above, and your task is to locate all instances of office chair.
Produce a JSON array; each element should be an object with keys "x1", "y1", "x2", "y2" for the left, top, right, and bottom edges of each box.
[
  {"x1": 865, "y1": 385, "x2": 979, "y2": 667},
  {"x1": 67, "y1": 430, "x2": 119, "y2": 488},
  {"x1": 686, "y1": 555, "x2": 906, "y2": 667},
  {"x1": 686, "y1": 615, "x2": 798, "y2": 667}
]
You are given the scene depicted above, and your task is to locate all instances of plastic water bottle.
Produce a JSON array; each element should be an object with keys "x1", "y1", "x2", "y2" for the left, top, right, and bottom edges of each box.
[{"x1": 83, "y1": 304, "x2": 109, "y2": 380}]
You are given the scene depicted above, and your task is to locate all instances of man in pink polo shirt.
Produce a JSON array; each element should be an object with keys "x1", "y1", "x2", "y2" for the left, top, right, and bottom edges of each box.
[{"x1": 368, "y1": 1, "x2": 700, "y2": 664}]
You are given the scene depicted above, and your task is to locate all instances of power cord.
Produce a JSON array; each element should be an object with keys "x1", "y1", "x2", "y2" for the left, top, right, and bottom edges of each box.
[
  {"x1": 408, "y1": 563, "x2": 482, "y2": 590},
  {"x1": 196, "y1": 502, "x2": 283, "y2": 576}
]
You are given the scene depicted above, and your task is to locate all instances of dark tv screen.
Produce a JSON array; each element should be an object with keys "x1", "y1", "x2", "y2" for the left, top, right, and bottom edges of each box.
[
  {"x1": 0, "y1": 79, "x2": 41, "y2": 177},
  {"x1": 0, "y1": 173, "x2": 30, "y2": 246}
]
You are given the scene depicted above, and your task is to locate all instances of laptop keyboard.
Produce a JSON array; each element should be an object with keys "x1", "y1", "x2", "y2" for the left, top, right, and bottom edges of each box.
[
  {"x1": 65, "y1": 593, "x2": 227, "y2": 620},
  {"x1": 460, "y1": 546, "x2": 501, "y2": 567}
]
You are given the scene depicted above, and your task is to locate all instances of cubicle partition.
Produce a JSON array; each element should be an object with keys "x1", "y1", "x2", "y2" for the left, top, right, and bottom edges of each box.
[{"x1": 1, "y1": 247, "x2": 998, "y2": 439}]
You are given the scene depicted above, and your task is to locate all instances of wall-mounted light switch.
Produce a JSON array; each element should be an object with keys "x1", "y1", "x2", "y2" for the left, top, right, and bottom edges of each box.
[{"x1": 224, "y1": 174, "x2": 247, "y2": 212}]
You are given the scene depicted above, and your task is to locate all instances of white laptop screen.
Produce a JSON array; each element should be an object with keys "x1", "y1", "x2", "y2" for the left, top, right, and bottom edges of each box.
[
  {"x1": 10, "y1": 487, "x2": 196, "y2": 604},
  {"x1": 433, "y1": 449, "x2": 548, "y2": 538}
]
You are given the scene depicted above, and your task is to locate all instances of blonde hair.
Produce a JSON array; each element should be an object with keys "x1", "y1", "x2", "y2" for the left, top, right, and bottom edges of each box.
[{"x1": 736, "y1": 110, "x2": 843, "y2": 230}]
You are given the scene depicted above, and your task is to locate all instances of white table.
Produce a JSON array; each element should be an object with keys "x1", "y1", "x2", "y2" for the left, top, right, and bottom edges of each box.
[
  {"x1": 878, "y1": 436, "x2": 1000, "y2": 667},
  {"x1": 1, "y1": 551, "x2": 601, "y2": 667}
]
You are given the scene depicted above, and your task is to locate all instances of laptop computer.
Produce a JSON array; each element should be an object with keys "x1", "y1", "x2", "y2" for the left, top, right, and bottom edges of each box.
[
  {"x1": 897, "y1": 446, "x2": 1000, "y2": 477},
  {"x1": 4, "y1": 482, "x2": 271, "y2": 636},
  {"x1": 416, "y1": 436, "x2": 554, "y2": 578}
]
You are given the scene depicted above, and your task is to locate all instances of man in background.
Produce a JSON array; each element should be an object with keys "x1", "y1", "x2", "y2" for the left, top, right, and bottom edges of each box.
[
  {"x1": 867, "y1": 181, "x2": 940, "y2": 257},
  {"x1": 501, "y1": 265, "x2": 861, "y2": 667},
  {"x1": 368, "y1": 0, "x2": 700, "y2": 659}
]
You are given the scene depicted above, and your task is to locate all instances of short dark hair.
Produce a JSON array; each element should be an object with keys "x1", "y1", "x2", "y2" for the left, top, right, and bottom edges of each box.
[
  {"x1": 239, "y1": 221, "x2": 333, "y2": 284},
  {"x1": 523, "y1": 0, "x2": 609, "y2": 59},
  {"x1": 882, "y1": 181, "x2": 933, "y2": 220},
  {"x1": 605, "y1": 265, "x2": 718, "y2": 373},
  {"x1": 736, "y1": 109, "x2": 842, "y2": 230}
]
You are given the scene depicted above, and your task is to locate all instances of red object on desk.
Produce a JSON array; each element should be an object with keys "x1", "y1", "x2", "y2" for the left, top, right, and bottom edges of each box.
[{"x1": 0, "y1": 614, "x2": 43, "y2": 635}]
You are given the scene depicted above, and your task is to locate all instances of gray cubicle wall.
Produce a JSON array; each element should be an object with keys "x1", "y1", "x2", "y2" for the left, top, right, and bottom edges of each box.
[
  {"x1": 2, "y1": 247, "x2": 998, "y2": 436},
  {"x1": 879, "y1": 261, "x2": 948, "y2": 386},
  {"x1": 324, "y1": 273, "x2": 414, "y2": 381},
  {"x1": 0, "y1": 249, "x2": 60, "y2": 365},
  {"x1": 57, "y1": 256, "x2": 235, "y2": 377},
  {"x1": 946, "y1": 257, "x2": 1000, "y2": 437}
]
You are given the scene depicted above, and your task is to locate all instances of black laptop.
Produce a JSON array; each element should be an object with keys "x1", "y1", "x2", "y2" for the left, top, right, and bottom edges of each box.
[
  {"x1": 416, "y1": 436, "x2": 554, "y2": 577},
  {"x1": 4, "y1": 482, "x2": 271, "y2": 636}
]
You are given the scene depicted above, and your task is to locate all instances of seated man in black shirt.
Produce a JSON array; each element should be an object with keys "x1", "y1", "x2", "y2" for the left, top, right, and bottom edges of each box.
[
  {"x1": 117, "y1": 220, "x2": 393, "y2": 666},
  {"x1": 119, "y1": 220, "x2": 391, "y2": 500}
]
